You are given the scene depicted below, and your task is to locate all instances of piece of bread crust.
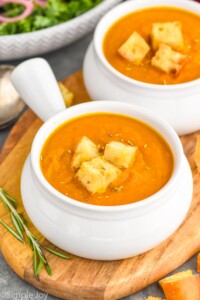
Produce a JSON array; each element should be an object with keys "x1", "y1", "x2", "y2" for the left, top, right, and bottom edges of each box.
[
  {"x1": 104, "y1": 141, "x2": 137, "y2": 169},
  {"x1": 72, "y1": 136, "x2": 99, "y2": 169},
  {"x1": 151, "y1": 21, "x2": 184, "y2": 51},
  {"x1": 76, "y1": 156, "x2": 121, "y2": 194},
  {"x1": 151, "y1": 44, "x2": 189, "y2": 76},
  {"x1": 195, "y1": 135, "x2": 200, "y2": 173},
  {"x1": 118, "y1": 31, "x2": 150, "y2": 65},
  {"x1": 159, "y1": 270, "x2": 200, "y2": 300}
]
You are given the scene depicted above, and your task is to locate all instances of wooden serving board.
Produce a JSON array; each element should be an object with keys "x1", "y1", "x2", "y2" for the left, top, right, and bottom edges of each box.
[{"x1": 0, "y1": 71, "x2": 200, "y2": 300}]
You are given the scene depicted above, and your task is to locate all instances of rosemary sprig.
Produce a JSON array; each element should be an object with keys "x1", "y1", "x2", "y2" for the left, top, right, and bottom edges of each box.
[
  {"x1": 38, "y1": 242, "x2": 69, "y2": 259},
  {"x1": 0, "y1": 219, "x2": 24, "y2": 242},
  {"x1": 0, "y1": 188, "x2": 69, "y2": 280}
]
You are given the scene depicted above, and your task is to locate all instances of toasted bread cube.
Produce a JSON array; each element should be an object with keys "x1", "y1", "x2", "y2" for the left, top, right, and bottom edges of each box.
[
  {"x1": 197, "y1": 253, "x2": 200, "y2": 272},
  {"x1": 151, "y1": 22, "x2": 184, "y2": 51},
  {"x1": 58, "y1": 82, "x2": 74, "y2": 107},
  {"x1": 147, "y1": 297, "x2": 163, "y2": 300},
  {"x1": 72, "y1": 136, "x2": 99, "y2": 169},
  {"x1": 195, "y1": 136, "x2": 200, "y2": 173},
  {"x1": 159, "y1": 270, "x2": 200, "y2": 300},
  {"x1": 104, "y1": 141, "x2": 137, "y2": 169},
  {"x1": 151, "y1": 44, "x2": 188, "y2": 76},
  {"x1": 76, "y1": 156, "x2": 121, "y2": 194},
  {"x1": 118, "y1": 31, "x2": 150, "y2": 65}
]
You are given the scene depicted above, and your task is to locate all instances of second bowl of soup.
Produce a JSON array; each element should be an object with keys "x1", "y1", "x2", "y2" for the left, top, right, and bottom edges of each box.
[{"x1": 83, "y1": 0, "x2": 200, "y2": 135}]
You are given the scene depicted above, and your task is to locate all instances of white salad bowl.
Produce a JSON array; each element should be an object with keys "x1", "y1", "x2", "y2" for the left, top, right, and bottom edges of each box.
[
  {"x1": 0, "y1": 0, "x2": 121, "y2": 61},
  {"x1": 83, "y1": 0, "x2": 200, "y2": 135},
  {"x1": 11, "y1": 58, "x2": 193, "y2": 260}
]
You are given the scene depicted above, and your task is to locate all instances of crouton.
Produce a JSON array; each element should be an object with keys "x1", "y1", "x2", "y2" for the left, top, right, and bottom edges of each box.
[
  {"x1": 197, "y1": 253, "x2": 200, "y2": 272},
  {"x1": 159, "y1": 270, "x2": 200, "y2": 300},
  {"x1": 76, "y1": 156, "x2": 121, "y2": 194},
  {"x1": 104, "y1": 141, "x2": 137, "y2": 169},
  {"x1": 58, "y1": 82, "x2": 74, "y2": 107},
  {"x1": 72, "y1": 136, "x2": 99, "y2": 169},
  {"x1": 118, "y1": 31, "x2": 150, "y2": 65},
  {"x1": 151, "y1": 44, "x2": 188, "y2": 76},
  {"x1": 151, "y1": 22, "x2": 184, "y2": 51},
  {"x1": 194, "y1": 135, "x2": 200, "y2": 173},
  {"x1": 147, "y1": 297, "x2": 164, "y2": 300}
]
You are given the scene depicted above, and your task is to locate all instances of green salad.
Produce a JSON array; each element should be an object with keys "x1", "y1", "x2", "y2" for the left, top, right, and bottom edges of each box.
[{"x1": 0, "y1": 0, "x2": 103, "y2": 35}]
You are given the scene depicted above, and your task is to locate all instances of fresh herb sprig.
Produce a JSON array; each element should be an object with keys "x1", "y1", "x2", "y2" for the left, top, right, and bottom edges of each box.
[{"x1": 0, "y1": 188, "x2": 69, "y2": 280}]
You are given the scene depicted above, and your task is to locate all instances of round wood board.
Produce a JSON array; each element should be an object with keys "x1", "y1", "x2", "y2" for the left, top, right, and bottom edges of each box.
[{"x1": 0, "y1": 71, "x2": 200, "y2": 300}]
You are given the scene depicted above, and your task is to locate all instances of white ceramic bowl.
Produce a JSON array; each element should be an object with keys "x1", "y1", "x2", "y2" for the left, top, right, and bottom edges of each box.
[
  {"x1": 83, "y1": 0, "x2": 200, "y2": 135},
  {"x1": 11, "y1": 58, "x2": 193, "y2": 260},
  {"x1": 0, "y1": 0, "x2": 121, "y2": 61}
]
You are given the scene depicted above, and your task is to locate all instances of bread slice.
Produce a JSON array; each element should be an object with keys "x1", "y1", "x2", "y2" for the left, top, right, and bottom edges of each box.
[
  {"x1": 195, "y1": 135, "x2": 200, "y2": 173},
  {"x1": 151, "y1": 21, "x2": 184, "y2": 51},
  {"x1": 72, "y1": 136, "x2": 99, "y2": 169},
  {"x1": 76, "y1": 156, "x2": 121, "y2": 194},
  {"x1": 104, "y1": 141, "x2": 137, "y2": 169},
  {"x1": 118, "y1": 31, "x2": 150, "y2": 65},
  {"x1": 159, "y1": 270, "x2": 200, "y2": 300},
  {"x1": 151, "y1": 44, "x2": 188, "y2": 76}
]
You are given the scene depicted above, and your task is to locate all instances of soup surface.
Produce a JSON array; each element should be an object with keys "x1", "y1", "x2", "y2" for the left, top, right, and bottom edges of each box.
[
  {"x1": 40, "y1": 113, "x2": 174, "y2": 206},
  {"x1": 103, "y1": 7, "x2": 200, "y2": 84}
]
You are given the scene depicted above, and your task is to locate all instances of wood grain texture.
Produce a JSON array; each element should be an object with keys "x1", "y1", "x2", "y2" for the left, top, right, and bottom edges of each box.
[{"x1": 0, "y1": 70, "x2": 200, "y2": 300}]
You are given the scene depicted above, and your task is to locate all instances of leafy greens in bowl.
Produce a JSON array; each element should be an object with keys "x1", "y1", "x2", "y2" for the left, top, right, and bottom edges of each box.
[
  {"x1": 0, "y1": 0, "x2": 121, "y2": 60},
  {"x1": 0, "y1": 0, "x2": 102, "y2": 35}
]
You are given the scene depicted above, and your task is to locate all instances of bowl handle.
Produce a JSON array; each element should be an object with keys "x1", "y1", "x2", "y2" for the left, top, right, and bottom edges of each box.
[{"x1": 11, "y1": 58, "x2": 66, "y2": 122}]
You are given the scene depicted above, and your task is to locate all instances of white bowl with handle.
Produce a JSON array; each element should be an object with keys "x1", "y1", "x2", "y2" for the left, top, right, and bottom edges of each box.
[{"x1": 11, "y1": 58, "x2": 193, "y2": 260}]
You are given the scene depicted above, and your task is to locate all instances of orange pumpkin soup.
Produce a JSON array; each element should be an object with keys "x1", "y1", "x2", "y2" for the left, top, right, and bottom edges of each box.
[
  {"x1": 40, "y1": 113, "x2": 173, "y2": 206},
  {"x1": 103, "y1": 7, "x2": 200, "y2": 85}
]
